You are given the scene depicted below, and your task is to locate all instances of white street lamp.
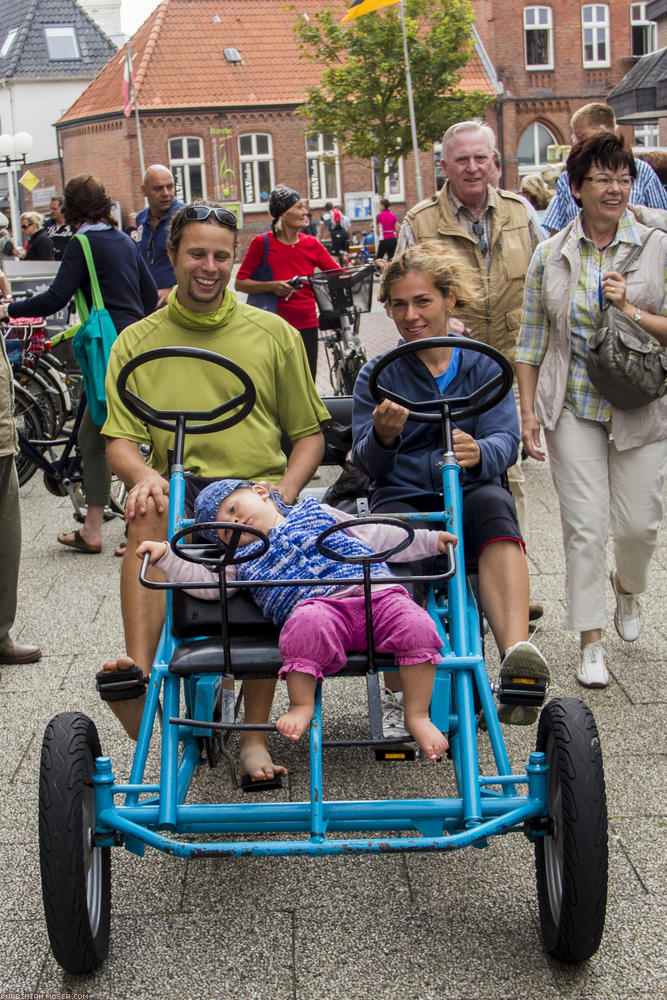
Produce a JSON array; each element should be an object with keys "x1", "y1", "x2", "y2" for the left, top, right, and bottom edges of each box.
[{"x1": 0, "y1": 131, "x2": 34, "y2": 244}]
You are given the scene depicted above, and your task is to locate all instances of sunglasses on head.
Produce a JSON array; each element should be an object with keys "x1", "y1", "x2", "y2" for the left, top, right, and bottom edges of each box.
[
  {"x1": 472, "y1": 219, "x2": 488, "y2": 257},
  {"x1": 183, "y1": 205, "x2": 238, "y2": 229}
]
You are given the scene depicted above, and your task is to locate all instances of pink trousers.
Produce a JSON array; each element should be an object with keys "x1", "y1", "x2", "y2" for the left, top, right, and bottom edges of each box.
[{"x1": 278, "y1": 585, "x2": 442, "y2": 681}]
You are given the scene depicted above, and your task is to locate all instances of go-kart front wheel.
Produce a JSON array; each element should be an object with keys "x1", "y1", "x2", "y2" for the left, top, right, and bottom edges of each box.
[
  {"x1": 535, "y1": 698, "x2": 608, "y2": 963},
  {"x1": 39, "y1": 712, "x2": 111, "y2": 973}
]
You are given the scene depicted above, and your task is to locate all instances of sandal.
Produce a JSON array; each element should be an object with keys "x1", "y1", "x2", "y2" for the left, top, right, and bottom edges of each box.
[{"x1": 57, "y1": 529, "x2": 101, "y2": 554}]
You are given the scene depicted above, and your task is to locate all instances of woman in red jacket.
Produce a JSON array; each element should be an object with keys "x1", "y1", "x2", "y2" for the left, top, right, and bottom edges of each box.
[{"x1": 236, "y1": 186, "x2": 339, "y2": 378}]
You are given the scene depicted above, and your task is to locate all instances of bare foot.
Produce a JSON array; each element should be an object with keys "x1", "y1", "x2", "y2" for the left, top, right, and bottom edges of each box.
[
  {"x1": 406, "y1": 714, "x2": 448, "y2": 761},
  {"x1": 99, "y1": 656, "x2": 146, "y2": 741},
  {"x1": 238, "y1": 735, "x2": 288, "y2": 780},
  {"x1": 276, "y1": 704, "x2": 314, "y2": 742}
]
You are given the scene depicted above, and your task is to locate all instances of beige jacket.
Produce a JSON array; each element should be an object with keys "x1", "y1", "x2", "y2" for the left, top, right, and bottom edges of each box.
[
  {"x1": 534, "y1": 219, "x2": 667, "y2": 450},
  {"x1": 404, "y1": 182, "x2": 533, "y2": 363},
  {"x1": 0, "y1": 335, "x2": 17, "y2": 457}
]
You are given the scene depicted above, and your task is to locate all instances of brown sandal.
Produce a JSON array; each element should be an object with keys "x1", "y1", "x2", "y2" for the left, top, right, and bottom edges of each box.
[{"x1": 57, "y1": 529, "x2": 101, "y2": 554}]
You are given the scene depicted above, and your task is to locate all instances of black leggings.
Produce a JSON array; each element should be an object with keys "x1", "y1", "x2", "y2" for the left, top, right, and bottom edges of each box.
[{"x1": 298, "y1": 326, "x2": 319, "y2": 380}]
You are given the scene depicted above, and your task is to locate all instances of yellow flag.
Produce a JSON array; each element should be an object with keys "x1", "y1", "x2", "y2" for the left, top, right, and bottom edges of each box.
[
  {"x1": 342, "y1": 0, "x2": 402, "y2": 22},
  {"x1": 19, "y1": 170, "x2": 39, "y2": 192}
]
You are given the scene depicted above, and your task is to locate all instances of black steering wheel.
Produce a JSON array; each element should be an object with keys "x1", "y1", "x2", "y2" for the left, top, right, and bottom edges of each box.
[
  {"x1": 116, "y1": 346, "x2": 256, "y2": 434},
  {"x1": 368, "y1": 337, "x2": 513, "y2": 423},
  {"x1": 316, "y1": 516, "x2": 415, "y2": 564},
  {"x1": 169, "y1": 522, "x2": 270, "y2": 569}
]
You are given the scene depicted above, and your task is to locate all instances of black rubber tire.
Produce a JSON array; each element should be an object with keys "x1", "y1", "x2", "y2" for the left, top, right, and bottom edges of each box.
[
  {"x1": 39, "y1": 712, "x2": 111, "y2": 974},
  {"x1": 14, "y1": 366, "x2": 60, "y2": 437},
  {"x1": 341, "y1": 351, "x2": 366, "y2": 395},
  {"x1": 535, "y1": 698, "x2": 608, "y2": 963},
  {"x1": 14, "y1": 383, "x2": 44, "y2": 486}
]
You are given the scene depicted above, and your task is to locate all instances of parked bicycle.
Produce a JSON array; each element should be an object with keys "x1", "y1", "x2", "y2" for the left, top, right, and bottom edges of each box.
[{"x1": 289, "y1": 263, "x2": 375, "y2": 395}]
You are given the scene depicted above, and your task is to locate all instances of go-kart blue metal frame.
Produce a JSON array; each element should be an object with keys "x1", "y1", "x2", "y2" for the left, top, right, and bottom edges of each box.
[{"x1": 38, "y1": 341, "x2": 608, "y2": 973}]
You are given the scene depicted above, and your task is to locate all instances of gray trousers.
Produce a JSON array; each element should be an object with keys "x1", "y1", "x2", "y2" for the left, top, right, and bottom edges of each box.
[
  {"x1": 78, "y1": 408, "x2": 111, "y2": 507},
  {"x1": 0, "y1": 455, "x2": 20, "y2": 650}
]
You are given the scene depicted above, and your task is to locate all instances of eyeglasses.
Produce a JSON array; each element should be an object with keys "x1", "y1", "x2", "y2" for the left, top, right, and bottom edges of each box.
[
  {"x1": 183, "y1": 205, "x2": 238, "y2": 229},
  {"x1": 583, "y1": 174, "x2": 632, "y2": 190},
  {"x1": 472, "y1": 219, "x2": 488, "y2": 257}
]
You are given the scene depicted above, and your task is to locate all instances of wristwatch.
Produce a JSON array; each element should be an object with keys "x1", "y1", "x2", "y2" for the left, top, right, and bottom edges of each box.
[{"x1": 632, "y1": 306, "x2": 642, "y2": 323}]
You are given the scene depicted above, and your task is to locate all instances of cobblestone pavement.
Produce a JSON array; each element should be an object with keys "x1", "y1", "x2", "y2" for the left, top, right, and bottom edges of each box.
[{"x1": 0, "y1": 299, "x2": 665, "y2": 999}]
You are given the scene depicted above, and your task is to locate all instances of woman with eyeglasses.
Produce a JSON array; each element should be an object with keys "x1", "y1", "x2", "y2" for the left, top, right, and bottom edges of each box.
[
  {"x1": 0, "y1": 174, "x2": 157, "y2": 554},
  {"x1": 516, "y1": 130, "x2": 667, "y2": 689},
  {"x1": 14, "y1": 212, "x2": 54, "y2": 261},
  {"x1": 235, "y1": 186, "x2": 340, "y2": 379}
]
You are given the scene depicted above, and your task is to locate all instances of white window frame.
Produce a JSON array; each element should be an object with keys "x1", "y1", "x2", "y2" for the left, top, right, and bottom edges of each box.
[
  {"x1": 372, "y1": 156, "x2": 405, "y2": 201},
  {"x1": 238, "y1": 133, "x2": 275, "y2": 212},
  {"x1": 633, "y1": 123, "x2": 660, "y2": 148},
  {"x1": 1, "y1": 29, "x2": 17, "y2": 58},
  {"x1": 582, "y1": 5, "x2": 610, "y2": 69},
  {"x1": 168, "y1": 137, "x2": 207, "y2": 203},
  {"x1": 44, "y1": 25, "x2": 80, "y2": 61},
  {"x1": 517, "y1": 121, "x2": 558, "y2": 178},
  {"x1": 631, "y1": 4, "x2": 657, "y2": 58},
  {"x1": 305, "y1": 133, "x2": 341, "y2": 207},
  {"x1": 524, "y1": 7, "x2": 554, "y2": 71}
]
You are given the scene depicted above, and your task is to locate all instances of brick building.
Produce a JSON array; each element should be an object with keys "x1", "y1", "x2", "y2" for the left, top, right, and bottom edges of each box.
[
  {"x1": 608, "y1": 1, "x2": 667, "y2": 146},
  {"x1": 475, "y1": 0, "x2": 661, "y2": 191},
  {"x1": 54, "y1": 0, "x2": 497, "y2": 251}
]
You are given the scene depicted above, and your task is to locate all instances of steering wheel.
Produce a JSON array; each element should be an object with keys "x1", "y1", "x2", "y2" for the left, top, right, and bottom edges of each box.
[
  {"x1": 169, "y1": 522, "x2": 270, "y2": 569},
  {"x1": 316, "y1": 516, "x2": 415, "y2": 564},
  {"x1": 368, "y1": 337, "x2": 513, "y2": 424},
  {"x1": 116, "y1": 347, "x2": 256, "y2": 434}
]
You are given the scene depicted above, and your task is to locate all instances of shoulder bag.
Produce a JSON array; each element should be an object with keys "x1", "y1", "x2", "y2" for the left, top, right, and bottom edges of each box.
[
  {"x1": 246, "y1": 233, "x2": 278, "y2": 313},
  {"x1": 71, "y1": 233, "x2": 118, "y2": 426},
  {"x1": 586, "y1": 230, "x2": 667, "y2": 410}
]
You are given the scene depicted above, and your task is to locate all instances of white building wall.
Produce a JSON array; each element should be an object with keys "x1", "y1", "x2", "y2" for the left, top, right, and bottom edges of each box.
[
  {"x1": 77, "y1": 0, "x2": 124, "y2": 48},
  {"x1": 1, "y1": 80, "x2": 96, "y2": 162}
]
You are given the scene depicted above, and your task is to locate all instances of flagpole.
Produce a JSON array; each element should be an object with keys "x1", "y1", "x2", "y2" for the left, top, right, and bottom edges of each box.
[
  {"x1": 133, "y1": 98, "x2": 146, "y2": 181},
  {"x1": 399, "y1": 1, "x2": 423, "y2": 201}
]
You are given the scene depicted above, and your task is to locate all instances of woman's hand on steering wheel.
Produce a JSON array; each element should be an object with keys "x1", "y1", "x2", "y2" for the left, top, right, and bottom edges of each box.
[
  {"x1": 372, "y1": 398, "x2": 409, "y2": 448},
  {"x1": 452, "y1": 428, "x2": 481, "y2": 468}
]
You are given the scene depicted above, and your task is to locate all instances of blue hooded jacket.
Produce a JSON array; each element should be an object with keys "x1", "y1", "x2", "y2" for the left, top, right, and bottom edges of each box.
[{"x1": 351, "y1": 341, "x2": 519, "y2": 510}]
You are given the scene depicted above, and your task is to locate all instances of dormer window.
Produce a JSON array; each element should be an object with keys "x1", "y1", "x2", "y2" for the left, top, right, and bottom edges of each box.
[
  {"x1": 45, "y1": 26, "x2": 80, "y2": 61},
  {"x1": 1, "y1": 29, "x2": 17, "y2": 58},
  {"x1": 224, "y1": 47, "x2": 242, "y2": 64}
]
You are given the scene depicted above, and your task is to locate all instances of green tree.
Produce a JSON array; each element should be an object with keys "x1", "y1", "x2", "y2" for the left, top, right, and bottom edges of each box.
[{"x1": 292, "y1": 0, "x2": 494, "y2": 197}]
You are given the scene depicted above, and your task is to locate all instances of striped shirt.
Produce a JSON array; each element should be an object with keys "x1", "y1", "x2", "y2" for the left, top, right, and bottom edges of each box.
[
  {"x1": 543, "y1": 158, "x2": 667, "y2": 234},
  {"x1": 516, "y1": 210, "x2": 667, "y2": 422}
]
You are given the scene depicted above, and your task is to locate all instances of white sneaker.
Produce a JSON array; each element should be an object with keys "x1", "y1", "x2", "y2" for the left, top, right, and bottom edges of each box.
[
  {"x1": 610, "y1": 571, "x2": 641, "y2": 642},
  {"x1": 577, "y1": 642, "x2": 610, "y2": 688},
  {"x1": 381, "y1": 688, "x2": 409, "y2": 740}
]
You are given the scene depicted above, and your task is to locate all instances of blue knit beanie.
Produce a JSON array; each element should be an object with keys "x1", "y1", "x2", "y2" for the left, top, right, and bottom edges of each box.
[{"x1": 193, "y1": 479, "x2": 292, "y2": 542}]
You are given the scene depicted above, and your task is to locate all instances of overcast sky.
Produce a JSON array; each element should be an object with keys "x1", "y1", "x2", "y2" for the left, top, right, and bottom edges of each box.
[{"x1": 120, "y1": 0, "x2": 162, "y2": 36}]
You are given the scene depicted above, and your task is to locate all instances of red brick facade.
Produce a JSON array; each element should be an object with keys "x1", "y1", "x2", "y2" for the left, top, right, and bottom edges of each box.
[{"x1": 477, "y1": 1, "x2": 644, "y2": 190}]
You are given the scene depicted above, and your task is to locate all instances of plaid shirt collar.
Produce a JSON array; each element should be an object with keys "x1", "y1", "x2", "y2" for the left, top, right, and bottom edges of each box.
[
  {"x1": 573, "y1": 208, "x2": 642, "y2": 251},
  {"x1": 446, "y1": 181, "x2": 495, "y2": 224}
]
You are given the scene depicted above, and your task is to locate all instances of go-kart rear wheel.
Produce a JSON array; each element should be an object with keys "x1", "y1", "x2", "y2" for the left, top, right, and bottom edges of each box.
[
  {"x1": 535, "y1": 698, "x2": 607, "y2": 963},
  {"x1": 39, "y1": 712, "x2": 111, "y2": 974}
]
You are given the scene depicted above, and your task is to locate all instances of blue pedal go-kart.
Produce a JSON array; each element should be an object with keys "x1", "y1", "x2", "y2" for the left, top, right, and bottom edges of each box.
[{"x1": 37, "y1": 340, "x2": 608, "y2": 974}]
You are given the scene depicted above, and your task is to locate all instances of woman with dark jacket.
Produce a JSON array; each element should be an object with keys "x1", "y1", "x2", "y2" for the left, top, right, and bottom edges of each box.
[
  {"x1": 0, "y1": 174, "x2": 158, "y2": 553},
  {"x1": 352, "y1": 241, "x2": 549, "y2": 733},
  {"x1": 17, "y1": 212, "x2": 54, "y2": 261}
]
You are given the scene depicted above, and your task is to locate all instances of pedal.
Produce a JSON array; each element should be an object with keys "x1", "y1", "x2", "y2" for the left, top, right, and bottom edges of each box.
[
  {"x1": 374, "y1": 743, "x2": 417, "y2": 762},
  {"x1": 496, "y1": 675, "x2": 548, "y2": 708},
  {"x1": 239, "y1": 773, "x2": 284, "y2": 793}
]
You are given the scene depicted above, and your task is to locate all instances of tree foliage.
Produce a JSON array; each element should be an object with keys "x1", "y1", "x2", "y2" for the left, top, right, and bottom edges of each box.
[{"x1": 292, "y1": 0, "x2": 494, "y2": 195}]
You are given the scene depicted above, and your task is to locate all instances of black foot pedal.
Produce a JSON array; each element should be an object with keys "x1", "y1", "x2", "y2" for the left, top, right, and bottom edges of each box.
[
  {"x1": 497, "y1": 676, "x2": 548, "y2": 708},
  {"x1": 239, "y1": 773, "x2": 284, "y2": 793}
]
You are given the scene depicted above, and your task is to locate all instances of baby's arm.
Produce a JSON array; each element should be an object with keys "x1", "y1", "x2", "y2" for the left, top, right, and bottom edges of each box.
[
  {"x1": 321, "y1": 505, "x2": 456, "y2": 561},
  {"x1": 136, "y1": 540, "x2": 168, "y2": 564}
]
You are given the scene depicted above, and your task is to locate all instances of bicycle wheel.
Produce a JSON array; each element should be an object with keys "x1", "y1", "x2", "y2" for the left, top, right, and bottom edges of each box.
[
  {"x1": 14, "y1": 366, "x2": 60, "y2": 437},
  {"x1": 341, "y1": 350, "x2": 367, "y2": 395},
  {"x1": 108, "y1": 473, "x2": 127, "y2": 517},
  {"x1": 39, "y1": 712, "x2": 111, "y2": 974},
  {"x1": 13, "y1": 383, "x2": 45, "y2": 486},
  {"x1": 35, "y1": 356, "x2": 72, "y2": 429},
  {"x1": 535, "y1": 698, "x2": 608, "y2": 963}
]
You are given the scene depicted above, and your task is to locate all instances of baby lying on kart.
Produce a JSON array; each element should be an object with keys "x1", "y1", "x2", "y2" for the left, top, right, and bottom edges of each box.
[{"x1": 137, "y1": 478, "x2": 456, "y2": 761}]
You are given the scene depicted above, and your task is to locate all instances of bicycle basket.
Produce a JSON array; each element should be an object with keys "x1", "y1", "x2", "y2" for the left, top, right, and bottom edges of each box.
[{"x1": 308, "y1": 264, "x2": 374, "y2": 316}]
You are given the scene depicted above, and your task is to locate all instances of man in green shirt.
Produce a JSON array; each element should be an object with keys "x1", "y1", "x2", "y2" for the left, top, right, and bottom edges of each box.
[{"x1": 102, "y1": 203, "x2": 329, "y2": 783}]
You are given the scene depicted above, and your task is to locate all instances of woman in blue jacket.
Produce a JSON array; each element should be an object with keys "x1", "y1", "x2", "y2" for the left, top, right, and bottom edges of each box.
[{"x1": 352, "y1": 241, "x2": 549, "y2": 732}]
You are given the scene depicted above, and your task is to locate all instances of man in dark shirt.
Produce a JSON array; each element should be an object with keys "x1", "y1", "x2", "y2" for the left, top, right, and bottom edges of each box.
[
  {"x1": 44, "y1": 195, "x2": 72, "y2": 261},
  {"x1": 136, "y1": 165, "x2": 185, "y2": 307}
]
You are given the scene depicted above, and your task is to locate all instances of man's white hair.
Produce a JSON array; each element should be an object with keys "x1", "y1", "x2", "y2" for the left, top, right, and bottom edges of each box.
[{"x1": 442, "y1": 120, "x2": 496, "y2": 160}]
